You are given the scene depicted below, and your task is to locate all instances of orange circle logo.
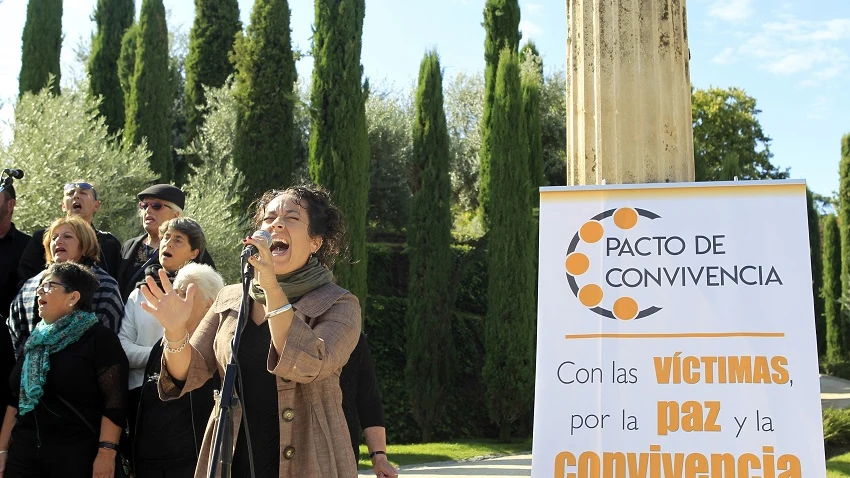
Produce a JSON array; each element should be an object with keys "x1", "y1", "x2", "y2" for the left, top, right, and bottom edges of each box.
[
  {"x1": 564, "y1": 207, "x2": 663, "y2": 321},
  {"x1": 565, "y1": 253, "x2": 590, "y2": 275}
]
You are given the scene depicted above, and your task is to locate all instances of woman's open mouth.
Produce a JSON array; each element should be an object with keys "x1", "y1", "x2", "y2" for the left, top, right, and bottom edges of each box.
[{"x1": 270, "y1": 241, "x2": 290, "y2": 256}]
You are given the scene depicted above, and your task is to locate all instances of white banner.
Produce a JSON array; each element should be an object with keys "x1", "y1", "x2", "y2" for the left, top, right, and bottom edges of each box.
[{"x1": 532, "y1": 180, "x2": 824, "y2": 478}]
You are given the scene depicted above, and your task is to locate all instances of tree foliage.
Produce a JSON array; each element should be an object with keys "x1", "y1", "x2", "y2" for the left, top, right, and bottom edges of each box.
[
  {"x1": 808, "y1": 188, "x2": 825, "y2": 357},
  {"x1": 520, "y1": 41, "x2": 544, "y2": 208},
  {"x1": 19, "y1": 0, "x2": 62, "y2": 96},
  {"x1": 181, "y1": 81, "x2": 249, "y2": 284},
  {"x1": 840, "y1": 134, "x2": 850, "y2": 310},
  {"x1": 124, "y1": 0, "x2": 173, "y2": 181},
  {"x1": 405, "y1": 51, "x2": 455, "y2": 443},
  {"x1": 365, "y1": 85, "x2": 413, "y2": 234},
  {"x1": 232, "y1": 0, "x2": 297, "y2": 209},
  {"x1": 2, "y1": 83, "x2": 156, "y2": 240},
  {"x1": 309, "y1": 0, "x2": 370, "y2": 303},
  {"x1": 184, "y1": 0, "x2": 241, "y2": 147},
  {"x1": 478, "y1": 0, "x2": 521, "y2": 229},
  {"x1": 88, "y1": 0, "x2": 135, "y2": 136},
  {"x1": 483, "y1": 49, "x2": 535, "y2": 443},
  {"x1": 118, "y1": 23, "x2": 138, "y2": 112},
  {"x1": 824, "y1": 214, "x2": 845, "y2": 362},
  {"x1": 692, "y1": 87, "x2": 789, "y2": 182}
]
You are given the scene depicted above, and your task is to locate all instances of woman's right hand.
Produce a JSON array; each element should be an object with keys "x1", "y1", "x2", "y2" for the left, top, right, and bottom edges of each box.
[
  {"x1": 0, "y1": 450, "x2": 7, "y2": 476},
  {"x1": 139, "y1": 268, "x2": 195, "y2": 336}
]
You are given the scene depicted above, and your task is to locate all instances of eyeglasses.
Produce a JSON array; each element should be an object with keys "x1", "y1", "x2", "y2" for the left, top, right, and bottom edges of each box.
[
  {"x1": 37, "y1": 281, "x2": 71, "y2": 294},
  {"x1": 64, "y1": 182, "x2": 98, "y2": 200},
  {"x1": 139, "y1": 201, "x2": 173, "y2": 211}
]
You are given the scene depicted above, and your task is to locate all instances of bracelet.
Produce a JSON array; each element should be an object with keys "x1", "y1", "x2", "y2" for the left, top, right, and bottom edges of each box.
[
  {"x1": 0, "y1": 450, "x2": 7, "y2": 454},
  {"x1": 162, "y1": 330, "x2": 189, "y2": 353},
  {"x1": 369, "y1": 450, "x2": 386, "y2": 459},
  {"x1": 98, "y1": 441, "x2": 120, "y2": 451},
  {"x1": 264, "y1": 303, "x2": 292, "y2": 320}
]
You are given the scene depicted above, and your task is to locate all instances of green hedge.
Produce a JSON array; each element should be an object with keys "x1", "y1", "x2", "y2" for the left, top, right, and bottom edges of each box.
[
  {"x1": 364, "y1": 295, "x2": 497, "y2": 444},
  {"x1": 366, "y1": 238, "x2": 488, "y2": 314},
  {"x1": 362, "y1": 237, "x2": 519, "y2": 443}
]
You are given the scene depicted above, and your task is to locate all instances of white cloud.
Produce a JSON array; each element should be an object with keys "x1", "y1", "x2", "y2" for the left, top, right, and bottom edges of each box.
[
  {"x1": 708, "y1": 0, "x2": 754, "y2": 22},
  {"x1": 523, "y1": 2, "x2": 544, "y2": 16},
  {"x1": 520, "y1": 19, "x2": 543, "y2": 40},
  {"x1": 807, "y1": 96, "x2": 830, "y2": 120},
  {"x1": 716, "y1": 16, "x2": 850, "y2": 87},
  {"x1": 712, "y1": 47, "x2": 736, "y2": 65}
]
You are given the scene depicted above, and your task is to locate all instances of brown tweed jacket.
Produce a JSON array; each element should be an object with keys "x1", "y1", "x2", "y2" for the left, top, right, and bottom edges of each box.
[{"x1": 158, "y1": 281, "x2": 361, "y2": 478}]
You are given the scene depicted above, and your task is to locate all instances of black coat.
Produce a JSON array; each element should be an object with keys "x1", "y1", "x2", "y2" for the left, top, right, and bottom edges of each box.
[{"x1": 116, "y1": 234, "x2": 216, "y2": 301}]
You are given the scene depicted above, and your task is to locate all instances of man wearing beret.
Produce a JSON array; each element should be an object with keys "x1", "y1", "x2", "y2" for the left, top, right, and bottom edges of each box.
[
  {"x1": 115, "y1": 184, "x2": 216, "y2": 300},
  {"x1": 17, "y1": 180, "x2": 123, "y2": 286}
]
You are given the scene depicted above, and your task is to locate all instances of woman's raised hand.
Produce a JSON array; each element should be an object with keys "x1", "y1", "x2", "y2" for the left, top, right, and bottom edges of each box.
[{"x1": 139, "y1": 268, "x2": 194, "y2": 335}]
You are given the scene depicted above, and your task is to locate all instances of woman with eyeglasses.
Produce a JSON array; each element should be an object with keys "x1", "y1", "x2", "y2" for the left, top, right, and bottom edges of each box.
[
  {"x1": 0, "y1": 262, "x2": 129, "y2": 478},
  {"x1": 118, "y1": 217, "x2": 208, "y2": 466},
  {"x1": 7, "y1": 216, "x2": 125, "y2": 356},
  {"x1": 131, "y1": 263, "x2": 224, "y2": 478},
  {"x1": 116, "y1": 185, "x2": 216, "y2": 302}
]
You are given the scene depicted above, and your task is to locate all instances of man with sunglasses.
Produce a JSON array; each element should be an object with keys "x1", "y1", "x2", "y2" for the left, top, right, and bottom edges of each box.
[
  {"x1": 16, "y1": 181, "x2": 123, "y2": 287},
  {"x1": 115, "y1": 184, "x2": 216, "y2": 300}
]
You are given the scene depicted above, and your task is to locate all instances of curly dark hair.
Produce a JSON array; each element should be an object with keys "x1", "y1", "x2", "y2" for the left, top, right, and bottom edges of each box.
[{"x1": 251, "y1": 184, "x2": 349, "y2": 269}]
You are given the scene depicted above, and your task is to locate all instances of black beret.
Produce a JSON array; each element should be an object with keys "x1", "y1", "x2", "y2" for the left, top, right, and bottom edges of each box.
[{"x1": 137, "y1": 184, "x2": 185, "y2": 210}]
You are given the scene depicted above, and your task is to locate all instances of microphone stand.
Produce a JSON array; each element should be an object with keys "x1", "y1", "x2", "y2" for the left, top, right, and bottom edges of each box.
[{"x1": 208, "y1": 252, "x2": 253, "y2": 478}]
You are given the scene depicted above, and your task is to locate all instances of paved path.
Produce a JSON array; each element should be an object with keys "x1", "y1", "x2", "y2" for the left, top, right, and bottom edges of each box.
[{"x1": 360, "y1": 375, "x2": 850, "y2": 477}]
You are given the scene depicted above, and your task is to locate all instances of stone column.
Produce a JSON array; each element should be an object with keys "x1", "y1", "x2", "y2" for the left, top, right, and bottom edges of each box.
[{"x1": 566, "y1": 0, "x2": 695, "y2": 185}]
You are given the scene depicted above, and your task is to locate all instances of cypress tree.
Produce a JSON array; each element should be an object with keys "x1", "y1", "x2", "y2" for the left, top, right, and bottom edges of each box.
[
  {"x1": 839, "y1": 134, "x2": 850, "y2": 353},
  {"x1": 478, "y1": 0, "x2": 521, "y2": 228},
  {"x1": 19, "y1": 0, "x2": 62, "y2": 96},
  {"x1": 117, "y1": 24, "x2": 138, "y2": 111},
  {"x1": 88, "y1": 0, "x2": 135, "y2": 136},
  {"x1": 521, "y1": 42, "x2": 544, "y2": 211},
  {"x1": 124, "y1": 0, "x2": 173, "y2": 181},
  {"x1": 807, "y1": 189, "x2": 826, "y2": 357},
  {"x1": 483, "y1": 48, "x2": 535, "y2": 443},
  {"x1": 232, "y1": 0, "x2": 297, "y2": 208},
  {"x1": 405, "y1": 50, "x2": 455, "y2": 443},
  {"x1": 185, "y1": 0, "x2": 241, "y2": 146},
  {"x1": 308, "y1": 0, "x2": 370, "y2": 304},
  {"x1": 824, "y1": 214, "x2": 844, "y2": 362}
]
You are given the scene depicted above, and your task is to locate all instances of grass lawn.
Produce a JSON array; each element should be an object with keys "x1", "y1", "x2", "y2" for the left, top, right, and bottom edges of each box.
[
  {"x1": 355, "y1": 438, "x2": 532, "y2": 470},
  {"x1": 830, "y1": 452, "x2": 850, "y2": 477}
]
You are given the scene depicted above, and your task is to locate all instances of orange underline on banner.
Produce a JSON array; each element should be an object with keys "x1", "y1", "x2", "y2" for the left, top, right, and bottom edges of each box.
[{"x1": 564, "y1": 332, "x2": 785, "y2": 339}]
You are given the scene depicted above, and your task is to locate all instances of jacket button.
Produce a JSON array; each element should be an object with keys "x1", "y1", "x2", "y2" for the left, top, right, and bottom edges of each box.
[
  {"x1": 283, "y1": 446, "x2": 295, "y2": 460},
  {"x1": 282, "y1": 408, "x2": 295, "y2": 422}
]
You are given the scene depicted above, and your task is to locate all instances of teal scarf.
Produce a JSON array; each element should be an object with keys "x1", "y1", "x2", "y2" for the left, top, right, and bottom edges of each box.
[
  {"x1": 249, "y1": 256, "x2": 333, "y2": 304},
  {"x1": 19, "y1": 310, "x2": 99, "y2": 415}
]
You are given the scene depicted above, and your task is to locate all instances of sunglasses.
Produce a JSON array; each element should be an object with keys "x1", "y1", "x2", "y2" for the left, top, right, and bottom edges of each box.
[
  {"x1": 64, "y1": 182, "x2": 98, "y2": 200},
  {"x1": 139, "y1": 201, "x2": 173, "y2": 211},
  {"x1": 37, "y1": 281, "x2": 71, "y2": 294}
]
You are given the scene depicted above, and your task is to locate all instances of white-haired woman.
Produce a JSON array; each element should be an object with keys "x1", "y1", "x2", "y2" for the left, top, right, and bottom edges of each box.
[{"x1": 131, "y1": 263, "x2": 225, "y2": 478}]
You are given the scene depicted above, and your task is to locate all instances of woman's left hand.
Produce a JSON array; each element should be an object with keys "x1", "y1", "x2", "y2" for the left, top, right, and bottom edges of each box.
[
  {"x1": 244, "y1": 234, "x2": 279, "y2": 291},
  {"x1": 92, "y1": 449, "x2": 115, "y2": 478}
]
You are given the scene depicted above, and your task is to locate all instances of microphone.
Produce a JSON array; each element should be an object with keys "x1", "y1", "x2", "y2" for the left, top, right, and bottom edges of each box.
[
  {"x1": 242, "y1": 230, "x2": 272, "y2": 257},
  {"x1": 2, "y1": 169, "x2": 23, "y2": 179}
]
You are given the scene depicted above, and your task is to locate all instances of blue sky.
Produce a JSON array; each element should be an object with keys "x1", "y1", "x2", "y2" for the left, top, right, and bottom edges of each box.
[{"x1": 0, "y1": 0, "x2": 847, "y2": 197}]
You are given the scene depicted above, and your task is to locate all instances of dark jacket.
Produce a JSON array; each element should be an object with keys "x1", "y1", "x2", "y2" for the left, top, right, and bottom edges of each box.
[
  {"x1": 117, "y1": 234, "x2": 216, "y2": 301},
  {"x1": 0, "y1": 223, "x2": 30, "y2": 316},
  {"x1": 340, "y1": 332, "x2": 386, "y2": 461},
  {"x1": 17, "y1": 227, "x2": 122, "y2": 287},
  {"x1": 134, "y1": 340, "x2": 219, "y2": 471}
]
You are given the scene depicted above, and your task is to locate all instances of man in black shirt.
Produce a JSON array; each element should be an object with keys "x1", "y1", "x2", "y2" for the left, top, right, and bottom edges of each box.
[
  {"x1": 0, "y1": 184, "x2": 30, "y2": 316},
  {"x1": 17, "y1": 180, "x2": 122, "y2": 286},
  {"x1": 0, "y1": 183, "x2": 28, "y2": 413}
]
